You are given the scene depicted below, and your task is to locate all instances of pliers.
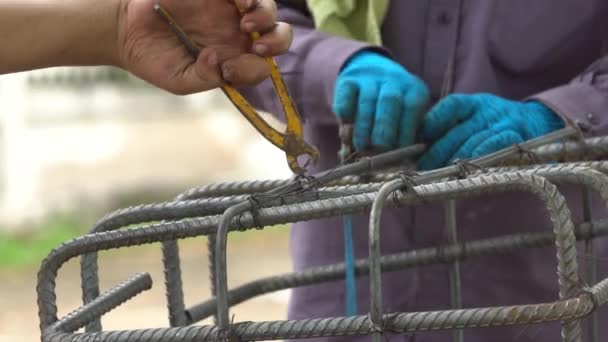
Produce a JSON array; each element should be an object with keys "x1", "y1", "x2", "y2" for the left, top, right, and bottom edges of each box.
[{"x1": 154, "y1": 2, "x2": 319, "y2": 174}]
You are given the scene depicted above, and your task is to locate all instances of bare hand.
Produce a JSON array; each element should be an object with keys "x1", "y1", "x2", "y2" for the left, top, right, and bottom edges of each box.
[{"x1": 116, "y1": 0, "x2": 292, "y2": 94}]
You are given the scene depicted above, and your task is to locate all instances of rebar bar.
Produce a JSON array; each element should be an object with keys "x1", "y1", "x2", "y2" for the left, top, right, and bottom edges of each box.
[
  {"x1": 161, "y1": 240, "x2": 188, "y2": 327},
  {"x1": 41, "y1": 127, "x2": 608, "y2": 342},
  {"x1": 529, "y1": 136, "x2": 608, "y2": 162},
  {"x1": 367, "y1": 163, "x2": 608, "y2": 341},
  {"x1": 176, "y1": 144, "x2": 426, "y2": 200},
  {"x1": 80, "y1": 188, "x2": 375, "y2": 329},
  {"x1": 445, "y1": 199, "x2": 464, "y2": 342},
  {"x1": 193, "y1": 144, "x2": 425, "y2": 325},
  {"x1": 581, "y1": 187, "x2": 599, "y2": 342},
  {"x1": 51, "y1": 273, "x2": 152, "y2": 333},
  {"x1": 40, "y1": 170, "x2": 582, "y2": 333},
  {"x1": 175, "y1": 127, "x2": 600, "y2": 199},
  {"x1": 211, "y1": 174, "x2": 581, "y2": 340},
  {"x1": 368, "y1": 180, "x2": 393, "y2": 342},
  {"x1": 76, "y1": 160, "x2": 606, "y2": 333},
  {"x1": 185, "y1": 218, "x2": 608, "y2": 323},
  {"x1": 183, "y1": 163, "x2": 608, "y2": 324},
  {"x1": 211, "y1": 128, "x2": 580, "y2": 336},
  {"x1": 42, "y1": 276, "x2": 608, "y2": 342}
]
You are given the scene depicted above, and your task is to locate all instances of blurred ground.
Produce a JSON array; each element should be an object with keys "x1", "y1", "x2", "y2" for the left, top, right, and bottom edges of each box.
[{"x1": 0, "y1": 229, "x2": 292, "y2": 342}]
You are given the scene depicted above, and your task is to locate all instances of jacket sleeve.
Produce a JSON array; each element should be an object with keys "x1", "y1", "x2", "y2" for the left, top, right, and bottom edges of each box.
[
  {"x1": 531, "y1": 56, "x2": 608, "y2": 135},
  {"x1": 237, "y1": 5, "x2": 375, "y2": 125}
]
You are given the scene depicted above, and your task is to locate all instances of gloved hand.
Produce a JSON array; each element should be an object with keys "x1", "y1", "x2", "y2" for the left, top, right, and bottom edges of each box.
[
  {"x1": 418, "y1": 93, "x2": 565, "y2": 170},
  {"x1": 333, "y1": 51, "x2": 429, "y2": 151}
]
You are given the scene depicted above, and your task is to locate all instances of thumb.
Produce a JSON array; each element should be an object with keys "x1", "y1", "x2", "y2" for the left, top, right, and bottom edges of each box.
[{"x1": 165, "y1": 48, "x2": 224, "y2": 95}]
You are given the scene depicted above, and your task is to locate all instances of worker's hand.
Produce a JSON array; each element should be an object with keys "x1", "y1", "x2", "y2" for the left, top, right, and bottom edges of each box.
[
  {"x1": 333, "y1": 51, "x2": 430, "y2": 151},
  {"x1": 417, "y1": 94, "x2": 565, "y2": 170},
  {"x1": 117, "y1": 0, "x2": 292, "y2": 94}
]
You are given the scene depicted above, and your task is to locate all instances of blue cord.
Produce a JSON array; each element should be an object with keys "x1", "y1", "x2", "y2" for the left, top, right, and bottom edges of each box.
[{"x1": 343, "y1": 214, "x2": 358, "y2": 315}]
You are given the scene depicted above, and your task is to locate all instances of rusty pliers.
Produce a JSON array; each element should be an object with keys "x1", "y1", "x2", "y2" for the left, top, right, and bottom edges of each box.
[{"x1": 154, "y1": 3, "x2": 319, "y2": 174}]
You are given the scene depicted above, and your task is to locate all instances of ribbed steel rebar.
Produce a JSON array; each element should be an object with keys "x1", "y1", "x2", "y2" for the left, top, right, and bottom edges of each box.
[
  {"x1": 174, "y1": 127, "x2": 601, "y2": 200},
  {"x1": 43, "y1": 276, "x2": 608, "y2": 342},
  {"x1": 581, "y1": 187, "x2": 599, "y2": 342},
  {"x1": 189, "y1": 144, "x2": 424, "y2": 324},
  {"x1": 209, "y1": 129, "x2": 580, "y2": 334},
  {"x1": 481, "y1": 164, "x2": 608, "y2": 342},
  {"x1": 369, "y1": 165, "x2": 608, "y2": 342},
  {"x1": 45, "y1": 128, "x2": 580, "y2": 332},
  {"x1": 161, "y1": 240, "x2": 187, "y2": 327},
  {"x1": 213, "y1": 172, "x2": 581, "y2": 339},
  {"x1": 52, "y1": 273, "x2": 152, "y2": 333},
  {"x1": 81, "y1": 197, "x2": 246, "y2": 331},
  {"x1": 150, "y1": 134, "x2": 606, "y2": 214},
  {"x1": 146, "y1": 134, "x2": 608, "y2": 206},
  {"x1": 77, "y1": 162, "x2": 604, "y2": 334},
  {"x1": 530, "y1": 135, "x2": 608, "y2": 162},
  {"x1": 41, "y1": 127, "x2": 608, "y2": 340},
  {"x1": 176, "y1": 144, "x2": 426, "y2": 200},
  {"x1": 445, "y1": 198, "x2": 464, "y2": 342},
  {"x1": 186, "y1": 218, "x2": 608, "y2": 323},
  {"x1": 368, "y1": 179, "x2": 400, "y2": 342},
  {"x1": 369, "y1": 173, "x2": 580, "y2": 342},
  {"x1": 338, "y1": 160, "x2": 608, "y2": 188},
  {"x1": 40, "y1": 171, "x2": 579, "y2": 333},
  {"x1": 80, "y1": 188, "x2": 375, "y2": 329}
]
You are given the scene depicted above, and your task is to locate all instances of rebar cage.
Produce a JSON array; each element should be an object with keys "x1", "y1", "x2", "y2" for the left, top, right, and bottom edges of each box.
[{"x1": 36, "y1": 126, "x2": 608, "y2": 342}]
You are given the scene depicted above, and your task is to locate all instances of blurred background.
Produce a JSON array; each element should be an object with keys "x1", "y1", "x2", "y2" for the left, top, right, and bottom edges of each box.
[{"x1": 0, "y1": 66, "x2": 293, "y2": 341}]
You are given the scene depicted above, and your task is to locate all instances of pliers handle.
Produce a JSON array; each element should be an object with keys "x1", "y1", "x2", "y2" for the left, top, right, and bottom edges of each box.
[{"x1": 154, "y1": 3, "x2": 319, "y2": 174}]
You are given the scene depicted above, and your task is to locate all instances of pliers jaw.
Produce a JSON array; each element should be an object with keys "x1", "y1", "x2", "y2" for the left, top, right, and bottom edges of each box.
[{"x1": 284, "y1": 135, "x2": 320, "y2": 174}]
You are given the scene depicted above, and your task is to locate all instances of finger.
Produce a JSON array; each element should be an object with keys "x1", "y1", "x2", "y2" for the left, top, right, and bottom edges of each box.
[
  {"x1": 370, "y1": 85, "x2": 403, "y2": 149},
  {"x1": 205, "y1": 45, "x2": 248, "y2": 64},
  {"x1": 239, "y1": 0, "x2": 278, "y2": 33},
  {"x1": 450, "y1": 118, "x2": 520, "y2": 162},
  {"x1": 450, "y1": 129, "x2": 495, "y2": 162},
  {"x1": 251, "y1": 22, "x2": 292, "y2": 56},
  {"x1": 353, "y1": 81, "x2": 379, "y2": 151},
  {"x1": 221, "y1": 53, "x2": 271, "y2": 85},
  {"x1": 398, "y1": 82, "x2": 429, "y2": 147},
  {"x1": 417, "y1": 118, "x2": 485, "y2": 170},
  {"x1": 333, "y1": 80, "x2": 358, "y2": 122},
  {"x1": 165, "y1": 48, "x2": 223, "y2": 95},
  {"x1": 471, "y1": 130, "x2": 524, "y2": 158},
  {"x1": 420, "y1": 94, "x2": 478, "y2": 142}
]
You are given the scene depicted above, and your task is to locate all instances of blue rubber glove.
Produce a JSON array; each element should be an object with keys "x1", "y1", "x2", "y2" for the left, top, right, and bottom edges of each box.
[
  {"x1": 333, "y1": 51, "x2": 429, "y2": 151},
  {"x1": 418, "y1": 93, "x2": 565, "y2": 170}
]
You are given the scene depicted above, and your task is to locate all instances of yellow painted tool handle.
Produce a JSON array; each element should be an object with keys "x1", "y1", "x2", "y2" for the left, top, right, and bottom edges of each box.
[
  {"x1": 221, "y1": 85, "x2": 286, "y2": 149},
  {"x1": 232, "y1": 0, "x2": 304, "y2": 136},
  {"x1": 265, "y1": 58, "x2": 302, "y2": 135}
]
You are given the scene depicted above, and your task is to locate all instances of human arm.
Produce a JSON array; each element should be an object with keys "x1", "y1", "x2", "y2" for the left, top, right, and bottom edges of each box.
[{"x1": 0, "y1": 0, "x2": 292, "y2": 94}]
